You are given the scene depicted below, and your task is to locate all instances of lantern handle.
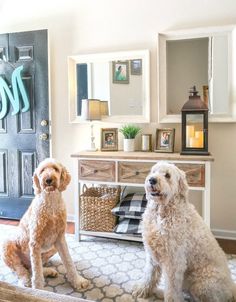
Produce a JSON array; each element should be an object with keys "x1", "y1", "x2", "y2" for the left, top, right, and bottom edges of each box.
[{"x1": 189, "y1": 86, "x2": 199, "y2": 96}]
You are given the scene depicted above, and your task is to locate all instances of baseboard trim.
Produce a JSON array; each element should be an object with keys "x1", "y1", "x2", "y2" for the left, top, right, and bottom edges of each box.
[
  {"x1": 212, "y1": 228, "x2": 236, "y2": 240},
  {"x1": 67, "y1": 214, "x2": 75, "y2": 222},
  {"x1": 65, "y1": 217, "x2": 236, "y2": 241}
]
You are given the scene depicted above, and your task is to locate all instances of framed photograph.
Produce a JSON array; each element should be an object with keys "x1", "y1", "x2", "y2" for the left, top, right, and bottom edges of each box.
[
  {"x1": 130, "y1": 59, "x2": 142, "y2": 75},
  {"x1": 101, "y1": 128, "x2": 118, "y2": 151},
  {"x1": 155, "y1": 128, "x2": 175, "y2": 153},
  {"x1": 112, "y1": 61, "x2": 129, "y2": 84}
]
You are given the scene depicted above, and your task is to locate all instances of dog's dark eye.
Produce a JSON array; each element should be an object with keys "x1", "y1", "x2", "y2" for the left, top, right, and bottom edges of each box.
[{"x1": 165, "y1": 172, "x2": 171, "y2": 179}]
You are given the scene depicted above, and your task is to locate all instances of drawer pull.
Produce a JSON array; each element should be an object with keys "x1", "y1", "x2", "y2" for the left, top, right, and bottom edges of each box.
[
  {"x1": 94, "y1": 169, "x2": 98, "y2": 173},
  {"x1": 135, "y1": 171, "x2": 140, "y2": 175}
]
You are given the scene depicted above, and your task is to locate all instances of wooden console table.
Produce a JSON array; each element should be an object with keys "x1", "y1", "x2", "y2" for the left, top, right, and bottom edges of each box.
[{"x1": 71, "y1": 151, "x2": 214, "y2": 242}]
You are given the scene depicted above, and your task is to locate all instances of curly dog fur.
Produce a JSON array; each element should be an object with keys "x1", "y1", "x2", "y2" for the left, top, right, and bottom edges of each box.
[
  {"x1": 133, "y1": 162, "x2": 236, "y2": 302},
  {"x1": 2, "y1": 158, "x2": 89, "y2": 290}
]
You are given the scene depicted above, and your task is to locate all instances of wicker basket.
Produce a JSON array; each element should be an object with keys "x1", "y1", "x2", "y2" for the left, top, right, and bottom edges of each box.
[{"x1": 80, "y1": 185, "x2": 121, "y2": 232}]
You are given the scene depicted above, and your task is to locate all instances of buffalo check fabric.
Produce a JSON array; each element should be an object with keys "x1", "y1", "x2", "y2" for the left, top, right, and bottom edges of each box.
[
  {"x1": 111, "y1": 193, "x2": 147, "y2": 219},
  {"x1": 113, "y1": 218, "x2": 142, "y2": 234}
]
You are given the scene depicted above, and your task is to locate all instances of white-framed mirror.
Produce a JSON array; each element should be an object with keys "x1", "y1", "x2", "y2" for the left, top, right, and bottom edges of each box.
[
  {"x1": 68, "y1": 50, "x2": 150, "y2": 123},
  {"x1": 157, "y1": 25, "x2": 236, "y2": 123}
]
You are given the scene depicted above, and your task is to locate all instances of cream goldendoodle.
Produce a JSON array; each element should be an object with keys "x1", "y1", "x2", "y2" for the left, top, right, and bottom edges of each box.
[
  {"x1": 2, "y1": 158, "x2": 89, "y2": 290},
  {"x1": 133, "y1": 162, "x2": 236, "y2": 302}
]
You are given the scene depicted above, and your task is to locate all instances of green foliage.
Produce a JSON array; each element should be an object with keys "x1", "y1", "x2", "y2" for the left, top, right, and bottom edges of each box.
[{"x1": 119, "y1": 124, "x2": 141, "y2": 139}]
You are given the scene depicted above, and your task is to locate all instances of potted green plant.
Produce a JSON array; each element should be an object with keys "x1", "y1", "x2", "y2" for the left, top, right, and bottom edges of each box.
[{"x1": 119, "y1": 124, "x2": 141, "y2": 152}]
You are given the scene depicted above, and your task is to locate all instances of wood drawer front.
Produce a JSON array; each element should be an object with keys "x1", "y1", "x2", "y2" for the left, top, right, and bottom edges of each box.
[
  {"x1": 176, "y1": 164, "x2": 205, "y2": 187},
  {"x1": 118, "y1": 162, "x2": 153, "y2": 184},
  {"x1": 79, "y1": 160, "x2": 115, "y2": 182}
]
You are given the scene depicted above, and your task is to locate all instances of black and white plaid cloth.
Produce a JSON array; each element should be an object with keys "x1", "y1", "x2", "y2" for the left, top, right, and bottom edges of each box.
[
  {"x1": 114, "y1": 218, "x2": 142, "y2": 234},
  {"x1": 111, "y1": 193, "x2": 147, "y2": 219}
]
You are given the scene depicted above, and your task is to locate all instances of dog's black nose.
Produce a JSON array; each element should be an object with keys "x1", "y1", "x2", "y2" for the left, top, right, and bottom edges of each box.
[
  {"x1": 45, "y1": 178, "x2": 52, "y2": 185},
  {"x1": 149, "y1": 177, "x2": 157, "y2": 185}
]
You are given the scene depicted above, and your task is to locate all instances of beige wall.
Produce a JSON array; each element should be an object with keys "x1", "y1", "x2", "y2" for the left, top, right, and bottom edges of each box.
[{"x1": 1, "y1": 0, "x2": 236, "y2": 237}]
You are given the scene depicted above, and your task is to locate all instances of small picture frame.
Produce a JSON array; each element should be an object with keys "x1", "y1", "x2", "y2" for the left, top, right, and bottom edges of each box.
[
  {"x1": 130, "y1": 59, "x2": 142, "y2": 75},
  {"x1": 155, "y1": 128, "x2": 175, "y2": 153},
  {"x1": 101, "y1": 128, "x2": 118, "y2": 151},
  {"x1": 112, "y1": 61, "x2": 129, "y2": 84}
]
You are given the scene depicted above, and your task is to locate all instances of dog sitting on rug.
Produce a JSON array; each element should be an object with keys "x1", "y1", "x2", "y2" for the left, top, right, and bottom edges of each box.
[
  {"x1": 133, "y1": 162, "x2": 236, "y2": 302},
  {"x1": 2, "y1": 158, "x2": 89, "y2": 290}
]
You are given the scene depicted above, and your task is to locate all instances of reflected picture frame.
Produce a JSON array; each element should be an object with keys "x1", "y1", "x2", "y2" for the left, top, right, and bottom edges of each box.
[
  {"x1": 155, "y1": 128, "x2": 175, "y2": 153},
  {"x1": 101, "y1": 128, "x2": 118, "y2": 151},
  {"x1": 130, "y1": 59, "x2": 142, "y2": 75},
  {"x1": 112, "y1": 61, "x2": 129, "y2": 84}
]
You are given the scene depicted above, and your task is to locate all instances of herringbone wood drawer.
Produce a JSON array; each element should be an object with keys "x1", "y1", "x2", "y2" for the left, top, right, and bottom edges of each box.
[
  {"x1": 118, "y1": 162, "x2": 153, "y2": 183},
  {"x1": 176, "y1": 163, "x2": 205, "y2": 187},
  {"x1": 118, "y1": 161, "x2": 205, "y2": 187},
  {"x1": 79, "y1": 160, "x2": 115, "y2": 182}
]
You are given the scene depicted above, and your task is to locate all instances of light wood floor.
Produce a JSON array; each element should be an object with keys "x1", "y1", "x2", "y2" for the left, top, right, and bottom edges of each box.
[
  {"x1": 0, "y1": 219, "x2": 235, "y2": 254},
  {"x1": 0, "y1": 219, "x2": 75, "y2": 234}
]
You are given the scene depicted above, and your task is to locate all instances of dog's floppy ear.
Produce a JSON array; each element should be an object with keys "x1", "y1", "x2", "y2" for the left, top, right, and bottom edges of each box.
[
  {"x1": 59, "y1": 165, "x2": 71, "y2": 192},
  {"x1": 32, "y1": 171, "x2": 41, "y2": 195},
  {"x1": 178, "y1": 169, "x2": 188, "y2": 199}
]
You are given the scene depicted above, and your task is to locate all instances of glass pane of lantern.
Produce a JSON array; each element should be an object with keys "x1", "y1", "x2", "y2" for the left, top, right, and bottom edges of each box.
[{"x1": 186, "y1": 114, "x2": 204, "y2": 148}]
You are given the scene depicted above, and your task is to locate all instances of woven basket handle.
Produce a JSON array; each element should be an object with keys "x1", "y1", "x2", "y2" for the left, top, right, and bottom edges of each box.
[{"x1": 82, "y1": 184, "x2": 88, "y2": 194}]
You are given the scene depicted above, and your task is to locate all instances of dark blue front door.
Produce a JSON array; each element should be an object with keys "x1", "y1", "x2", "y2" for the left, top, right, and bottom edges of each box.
[{"x1": 0, "y1": 29, "x2": 50, "y2": 219}]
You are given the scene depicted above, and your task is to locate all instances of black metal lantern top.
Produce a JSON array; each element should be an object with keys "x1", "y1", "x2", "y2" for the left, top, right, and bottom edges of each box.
[
  {"x1": 181, "y1": 86, "x2": 209, "y2": 156},
  {"x1": 182, "y1": 86, "x2": 208, "y2": 112}
]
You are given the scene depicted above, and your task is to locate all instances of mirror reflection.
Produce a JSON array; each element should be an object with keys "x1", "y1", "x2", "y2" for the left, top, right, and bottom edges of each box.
[
  {"x1": 167, "y1": 38, "x2": 208, "y2": 114},
  {"x1": 158, "y1": 26, "x2": 236, "y2": 123},
  {"x1": 68, "y1": 50, "x2": 150, "y2": 123},
  {"x1": 76, "y1": 59, "x2": 143, "y2": 116}
]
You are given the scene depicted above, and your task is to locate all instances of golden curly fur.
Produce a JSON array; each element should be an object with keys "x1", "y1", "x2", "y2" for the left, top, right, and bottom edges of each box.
[
  {"x1": 133, "y1": 162, "x2": 236, "y2": 302},
  {"x1": 2, "y1": 158, "x2": 89, "y2": 290}
]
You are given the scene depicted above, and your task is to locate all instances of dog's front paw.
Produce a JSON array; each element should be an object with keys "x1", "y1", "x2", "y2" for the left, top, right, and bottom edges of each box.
[
  {"x1": 18, "y1": 276, "x2": 31, "y2": 287},
  {"x1": 132, "y1": 281, "x2": 152, "y2": 298},
  {"x1": 43, "y1": 267, "x2": 58, "y2": 278},
  {"x1": 71, "y1": 275, "x2": 89, "y2": 290}
]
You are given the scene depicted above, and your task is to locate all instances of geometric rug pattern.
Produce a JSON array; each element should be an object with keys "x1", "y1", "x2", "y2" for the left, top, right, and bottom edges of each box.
[{"x1": 1, "y1": 224, "x2": 236, "y2": 302}]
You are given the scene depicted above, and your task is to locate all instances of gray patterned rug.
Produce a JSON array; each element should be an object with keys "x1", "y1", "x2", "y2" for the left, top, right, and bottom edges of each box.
[{"x1": 0, "y1": 224, "x2": 236, "y2": 302}]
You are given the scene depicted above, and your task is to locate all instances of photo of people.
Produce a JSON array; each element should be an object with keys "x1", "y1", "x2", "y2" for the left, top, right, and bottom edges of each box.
[
  {"x1": 155, "y1": 128, "x2": 175, "y2": 153},
  {"x1": 160, "y1": 131, "x2": 170, "y2": 147},
  {"x1": 112, "y1": 61, "x2": 129, "y2": 84},
  {"x1": 104, "y1": 133, "x2": 115, "y2": 147},
  {"x1": 101, "y1": 128, "x2": 118, "y2": 151}
]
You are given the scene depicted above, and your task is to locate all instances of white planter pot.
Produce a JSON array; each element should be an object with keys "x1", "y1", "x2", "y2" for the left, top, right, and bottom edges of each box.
[{"x1": 123, "y1": 138, "x2": 135, "y2": 152}]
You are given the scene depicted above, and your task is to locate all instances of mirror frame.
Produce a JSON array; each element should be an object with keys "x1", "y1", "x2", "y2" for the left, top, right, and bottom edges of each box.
[
  {"x1": 157, "y1": 25, "x2": 236, "y2": 123},
  {"x1": 68, "y1": 49, "x2": 150, "y2": 123}
]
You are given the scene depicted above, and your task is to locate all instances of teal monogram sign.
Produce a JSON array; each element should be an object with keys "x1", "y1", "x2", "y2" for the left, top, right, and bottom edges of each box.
[{"x1": 0, "y1": 65, "x2": 30, "y2": 119}]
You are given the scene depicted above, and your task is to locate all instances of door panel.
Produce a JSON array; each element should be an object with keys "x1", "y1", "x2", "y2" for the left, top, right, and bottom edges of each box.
[
  {"x1": 0, "y1": 150, "x2": 7, "y2": 195},
  {"x1": 19, "y1": 150, "x2": 36, "y2": 197},
  {"x1": 0, "y1": 30, "x2": 49, "y2": 219}
]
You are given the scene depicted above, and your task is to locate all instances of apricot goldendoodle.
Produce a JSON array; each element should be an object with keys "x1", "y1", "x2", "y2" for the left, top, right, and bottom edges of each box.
[
  {"x1": 2, "y1": 158, "x2": 89, "y2": 290},
  {"x1": 133, "y1": 162, "x2": 236, "y2": 302}
]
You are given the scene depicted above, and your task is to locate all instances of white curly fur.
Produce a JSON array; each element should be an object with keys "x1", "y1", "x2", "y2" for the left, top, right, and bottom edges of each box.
[
  {"x1": 133, "y1": 162, "x2": 236, "y2": 302},
  {"x1": 2, "y1": 158, "x2": 89, "y2": 290}
]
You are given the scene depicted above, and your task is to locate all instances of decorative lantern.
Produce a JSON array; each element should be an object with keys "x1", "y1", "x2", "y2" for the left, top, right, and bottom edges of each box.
[{"x1": 181, "y1": 86, "x2": 209, "y2": 155}]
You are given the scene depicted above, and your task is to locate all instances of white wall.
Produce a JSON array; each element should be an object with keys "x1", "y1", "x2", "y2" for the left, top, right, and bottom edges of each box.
[{"x1": 1, "y1": 0, "x2": 236, "y2": 236}]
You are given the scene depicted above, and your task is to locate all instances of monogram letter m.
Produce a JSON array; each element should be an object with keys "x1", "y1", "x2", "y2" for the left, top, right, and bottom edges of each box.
[{"x1": 0, "y1": 65, "x2": 30, "y2": 119}]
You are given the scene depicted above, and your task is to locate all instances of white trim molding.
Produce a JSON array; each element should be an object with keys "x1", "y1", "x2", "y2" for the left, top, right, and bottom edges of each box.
[
  {"x1": 67, "y1": 214, "x2": 75, "y2": 223},
  {"x1": 212, "y1": 228, "x2": 236, "y2": 240}
]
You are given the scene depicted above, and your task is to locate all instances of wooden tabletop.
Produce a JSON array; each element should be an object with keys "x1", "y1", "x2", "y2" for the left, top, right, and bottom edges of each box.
[{"x1": 71, "y1": 151, "x2": 214, "y2": 162}]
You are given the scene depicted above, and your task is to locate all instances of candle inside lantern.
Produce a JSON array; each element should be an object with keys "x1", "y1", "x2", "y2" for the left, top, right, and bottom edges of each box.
[
  {"x1": 189, "y1": 137, "x2": 198, "y2": 147},
  {"x1": 195, "y1": 130, "x2": 204, "y2": 148},
  {"x1": 186, "y1": 125, "x2": 195, "y2": 147}
]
